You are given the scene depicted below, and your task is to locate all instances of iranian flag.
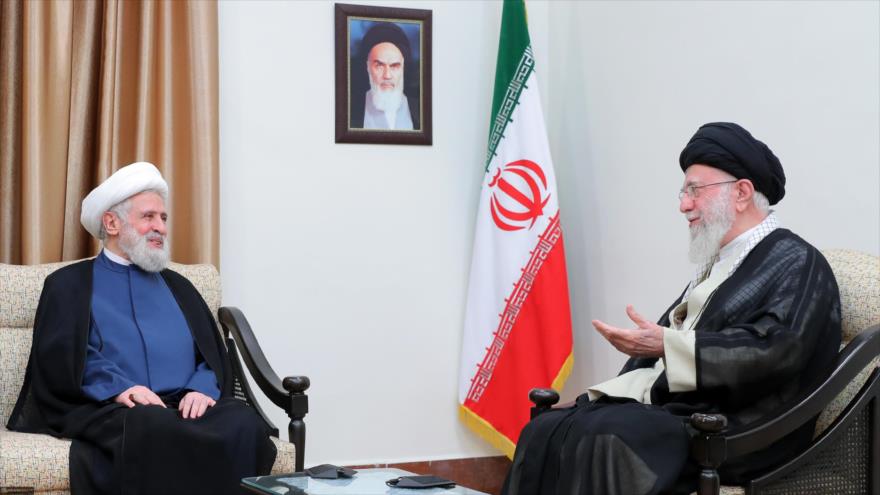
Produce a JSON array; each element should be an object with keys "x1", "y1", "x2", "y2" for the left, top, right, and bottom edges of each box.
[{"x1": 458, "y1": 0, "x2": 573, "y2": 458}]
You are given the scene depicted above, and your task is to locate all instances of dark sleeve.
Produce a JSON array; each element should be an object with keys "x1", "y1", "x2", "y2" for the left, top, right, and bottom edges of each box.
[
  {"x1": 33, "y1": 272, "x2": 94, "y2": 407},
  {"x1": 695, "y1": 241, "x2": 841, "y2": 407},
  {"x1": 8, "y1": 262, "x2": 111, "y2": 437}
]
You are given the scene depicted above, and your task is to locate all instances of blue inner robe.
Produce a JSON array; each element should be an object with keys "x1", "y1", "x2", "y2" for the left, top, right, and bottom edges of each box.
[{"x1": 81, "y1": 251, "x2": 220, "y2": 401}]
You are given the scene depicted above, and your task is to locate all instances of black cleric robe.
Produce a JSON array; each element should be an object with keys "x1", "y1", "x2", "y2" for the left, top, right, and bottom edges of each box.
[
  {"x1": 6, "y1": 259, "x2": 277, "y2": 495},
  {"x1": 504, "y1": 229, "x2": 841, "y2": 495}
]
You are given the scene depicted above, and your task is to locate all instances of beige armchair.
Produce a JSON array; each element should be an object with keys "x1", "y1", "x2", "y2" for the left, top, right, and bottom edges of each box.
[
  {"x1": 687, "y1": 249, "x2": 880, "y2": 495},
  {"x1": 0, "y1": 260, "x2": 304, "y2": 494}
]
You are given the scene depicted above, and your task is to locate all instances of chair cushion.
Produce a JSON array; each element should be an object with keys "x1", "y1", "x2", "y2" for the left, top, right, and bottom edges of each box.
[
  {"x1": 269, "y1": 436, "x2": 296, "y2": 475},
  {"x1": 0, "y1": 428, "x2": 71, "y2": 491},
  {"x1": 822, "y1": 249, "x2": 880, "y2": 344},
  {"x1": 1, "y1": 427, "x2": 297, "y2": 491},
  {"x1": 0, "y1": 262, "x2": 75, "y2": 329},
  {"x1": 814, "y1": 250, "x2": 880, "y2": 437},
  {"x1": 166, "y1": 262, "x2": 222, "y2": 317},
  {"x1": 814, "y1": 354, "x2": 879, "y2": 436},
  {"x1": 0, "y1": 260, "x2": 221, "y2": 329},
  {"x1": 0, "y1": 328, "x2": 31, "y2": 424}
]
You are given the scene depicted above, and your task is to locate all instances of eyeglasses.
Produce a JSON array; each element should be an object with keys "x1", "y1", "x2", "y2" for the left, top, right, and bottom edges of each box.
[{"x1": 678, "y1": 180, "x2": 737, "y2": 200}]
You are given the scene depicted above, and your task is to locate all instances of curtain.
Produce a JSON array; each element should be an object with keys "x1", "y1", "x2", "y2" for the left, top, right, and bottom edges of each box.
[{"x1": 0, "y1": 0, "x2": 218, "y2": 266}]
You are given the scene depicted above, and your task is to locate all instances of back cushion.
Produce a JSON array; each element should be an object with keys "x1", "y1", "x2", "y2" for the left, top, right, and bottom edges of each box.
[
  {"x1": 823, "y1": 249, "x2": 880, "y2": 344},
  {"x1": 0, "y1": 260, "x2": 221, "y2": 424},
  {"x1": 814, "y1": 249, "x2": 880, "y2": 436}
]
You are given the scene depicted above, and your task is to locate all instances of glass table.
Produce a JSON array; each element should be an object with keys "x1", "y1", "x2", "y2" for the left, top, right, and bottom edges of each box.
[{"x1": 242, "y1": 467, "x2": 490, "y2": 495}]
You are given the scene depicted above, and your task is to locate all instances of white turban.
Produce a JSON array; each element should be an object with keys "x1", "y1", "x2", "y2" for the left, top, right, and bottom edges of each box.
[{"x1": 80, "y1": 162, "x2": 168, "y2": 239}]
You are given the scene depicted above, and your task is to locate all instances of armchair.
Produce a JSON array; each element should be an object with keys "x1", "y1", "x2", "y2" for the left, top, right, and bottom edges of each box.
[
  {"x1": 0, "y1": 260, "x2": 309, "y2": 494},
  {"x1": 529, "y1": 249, "x2": 879, "y2": 495}
]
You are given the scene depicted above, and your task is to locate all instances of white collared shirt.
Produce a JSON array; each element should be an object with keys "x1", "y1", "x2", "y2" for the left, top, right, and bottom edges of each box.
[{"x1": 103, "y1": 248, "x2": 132, "y2": 266}]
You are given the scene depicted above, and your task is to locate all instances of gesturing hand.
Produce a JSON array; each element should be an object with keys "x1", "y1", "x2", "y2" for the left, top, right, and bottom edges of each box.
[
  {"x1": 592, "y1": 305, "x2": 665, "y2": 358},
  {"x1": 179, "y1": 391, "x2": 216, "y2": 419},
  {"x1": 115, "y1": 385, "x2": 167, "y2": 408}
]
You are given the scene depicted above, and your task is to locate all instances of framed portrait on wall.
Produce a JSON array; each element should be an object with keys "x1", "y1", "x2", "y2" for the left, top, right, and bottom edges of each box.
[{"x1": 334, "y1": 3, "x2": 432, "y2": 145}]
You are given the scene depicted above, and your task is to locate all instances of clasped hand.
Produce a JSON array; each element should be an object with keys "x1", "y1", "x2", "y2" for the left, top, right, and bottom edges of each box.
[
  {"x1": 114, "y1": 385, "x2": 216, "y2": 419},
  {"x1": 592, "y1": 305, "x2": 665, "y2": 358}
]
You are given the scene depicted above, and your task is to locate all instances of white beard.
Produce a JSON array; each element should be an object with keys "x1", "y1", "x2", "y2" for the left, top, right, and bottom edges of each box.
[
  {"x1": 369, "y1": 74, "x2": 404, "y2": 114},
  {"x1": 687, "y1": 190, "x2": 735, "y2": 264},
  {"x1": 118, "y1": 223, "x2": 170, "y2": 273}
]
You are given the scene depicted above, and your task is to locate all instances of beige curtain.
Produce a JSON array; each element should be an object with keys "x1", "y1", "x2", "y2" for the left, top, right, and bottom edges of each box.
[{"x1": 0, "y1": 0, "x2": 218, "y2": 266}]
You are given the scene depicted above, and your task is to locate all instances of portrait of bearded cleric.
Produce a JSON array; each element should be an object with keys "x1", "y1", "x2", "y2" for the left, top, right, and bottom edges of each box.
[{"x1": 348, "y1": 20, "x2": 422, "y2": 131}]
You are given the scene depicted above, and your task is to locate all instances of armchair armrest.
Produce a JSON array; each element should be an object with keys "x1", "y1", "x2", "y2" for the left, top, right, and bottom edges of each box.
[
  {"x1": 218, "y1": 306, "x2": 310, "y2": 471},
  {"x1": 529, "y1": 388, "x2": 560, "y2": 419},
  {"x1": 691, "y1": 324, "x2": 880, "y2": 495},
  {"x1": 693, "y1": 324, "x2": 880, "y2": 456}
]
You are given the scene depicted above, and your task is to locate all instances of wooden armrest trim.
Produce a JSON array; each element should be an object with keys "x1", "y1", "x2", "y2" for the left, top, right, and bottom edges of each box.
[
  {"x1": 721, "y1": 324, "x2": 880, "y2": 458},
  {"x1": 219, "y1": 306, "x2": 310, "y2": 413}
]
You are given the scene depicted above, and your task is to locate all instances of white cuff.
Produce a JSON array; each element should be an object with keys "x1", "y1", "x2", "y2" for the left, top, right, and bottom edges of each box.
[
  {"x1": 586, "y1": 366, "x2": 664, "y2": 404},
  {"x1": 586, "y1": 389, "x2": 603, "y2": 401},
  {"x1": 662, "y1": 326, "x2": 697, "y2": 393}
]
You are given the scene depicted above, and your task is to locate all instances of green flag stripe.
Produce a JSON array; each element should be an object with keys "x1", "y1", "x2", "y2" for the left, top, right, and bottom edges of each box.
[
  {"x1": 485, "y1": 47, "x2": 535, "y2": 170},
  {"x1": 485, "y1": 0, "x2": 534, "y2": 171},
  {"x1": 490, "y1": 0, "x2": 531, "y2": 125}
]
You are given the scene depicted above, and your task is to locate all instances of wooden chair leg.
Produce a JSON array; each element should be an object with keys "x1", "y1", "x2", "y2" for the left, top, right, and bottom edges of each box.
[
  {"x1": 283, "y1": 376, "x2": 310, "y2": 472},
  {"x1": 698, "y1": 468, "x2": 721, "y2": 495},
  {"x1": 690, "y1": 413, "x2": 727, "y2": 495}
]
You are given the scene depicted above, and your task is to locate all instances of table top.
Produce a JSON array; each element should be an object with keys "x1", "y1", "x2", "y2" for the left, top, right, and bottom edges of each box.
[{"x1": 242, "y1": 467, "x2": 490, "y2": 495}]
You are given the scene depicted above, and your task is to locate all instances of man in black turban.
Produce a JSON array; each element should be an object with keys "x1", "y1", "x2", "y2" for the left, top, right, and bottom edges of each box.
[
  {"x1": 679, "y1": 122, "x2": 786, "y2": 205},
  {"x1": 503, "y1": 123, "x2": 840, "y2": 495},
  {"x1": 349, "y1": 22, "x2": 420, "y2": 131}
]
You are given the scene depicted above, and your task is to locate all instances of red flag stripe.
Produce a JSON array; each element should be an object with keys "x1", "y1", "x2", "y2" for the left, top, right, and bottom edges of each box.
[
  {"x1": 465, "y1": 212, "x2": 569, "y2": 404},
  {"x1": 463, "y1": 225, "x2": 573, "y2": 443}
]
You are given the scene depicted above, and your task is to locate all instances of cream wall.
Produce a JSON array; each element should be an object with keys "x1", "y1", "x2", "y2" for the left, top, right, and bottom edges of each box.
[
  {"x1": 219, "y1": 0, "x2": 879, "y2": 466},
  {"x1": 547, "y1": 0, "x2": 880, "y2": 399},
  {"x1": 218, "y1": 0, "x2": 548, "y2": 464}
]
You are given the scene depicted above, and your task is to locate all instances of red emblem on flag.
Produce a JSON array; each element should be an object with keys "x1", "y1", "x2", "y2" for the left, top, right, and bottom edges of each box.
[{"x1": 489, "y1": 159, "x2": 550, "y2": 231}]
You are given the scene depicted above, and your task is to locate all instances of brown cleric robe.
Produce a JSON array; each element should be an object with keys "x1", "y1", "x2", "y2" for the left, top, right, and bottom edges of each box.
[
  {"x1": 6, "y1": 259, "x2": 277, "y2": 495},
  {"x1": 504, "y1": 229, "x2": 841, "y2": 495}
]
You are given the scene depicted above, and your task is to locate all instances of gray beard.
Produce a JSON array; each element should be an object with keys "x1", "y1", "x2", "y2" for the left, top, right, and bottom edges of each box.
[
  {"x1": 119, "y1": 224, "x2": 170, "y2": 273},
  {"x1": 688, "y1": 192, "x2": 735, "y2": 264},
  {"x1": 369, "y1": 75, "x2": 404, "y2": 113}
]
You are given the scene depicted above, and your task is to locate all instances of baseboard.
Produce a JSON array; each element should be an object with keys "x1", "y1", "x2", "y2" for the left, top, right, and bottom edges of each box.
[{"x1": 348, "y1": 455, "x2": 511, "y2": 495}]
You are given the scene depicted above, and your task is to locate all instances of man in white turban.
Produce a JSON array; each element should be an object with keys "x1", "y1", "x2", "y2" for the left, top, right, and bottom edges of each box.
[
  {"x1": 79, "y1": 161, "x2": 172, "y2": 272},
  {"x1": 7, "y1": 162, "x2": 276, "y2": 494}
]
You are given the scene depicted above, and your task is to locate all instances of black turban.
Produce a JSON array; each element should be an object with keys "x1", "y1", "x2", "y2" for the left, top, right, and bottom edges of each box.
[
  {"x1": 360, "y1": 23, "x2": 411, "y2": 63},
  {"x1": 679, "y1": 122, "x2": 786, "y2": 205}
]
